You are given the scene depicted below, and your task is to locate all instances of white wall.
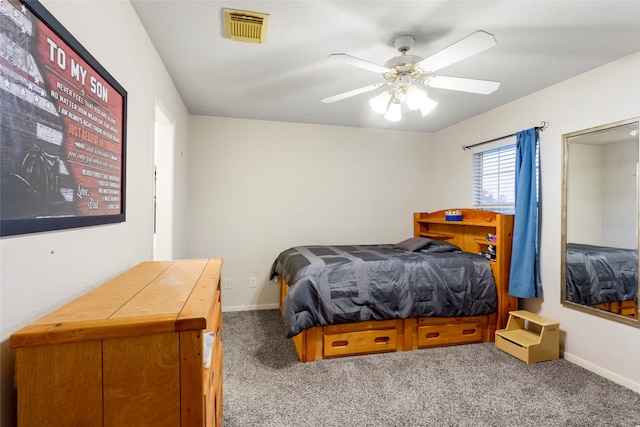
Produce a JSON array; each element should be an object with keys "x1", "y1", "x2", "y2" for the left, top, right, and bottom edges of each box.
[
  {"x1": 431, "y1": 52, "x2": 640, "y2": 392},
  {"x1": 0, "y1": 1, "x2": 190, "y2": 425},
  {"x1": 601, "y1": 140, "x2": 637, "y2": 248},
  {"x1": 567, "y1": 140, "x2": 637, "y2": 248},
  {"x1": 187, "y1": 117, "x2": 433, "y2": 309},
  {"x1": 567, "y1": 143, "x2": 604, "y2": 244}
]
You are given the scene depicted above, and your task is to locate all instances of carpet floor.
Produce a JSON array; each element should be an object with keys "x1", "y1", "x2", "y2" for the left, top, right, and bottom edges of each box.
[{"x1": 221, "y1": 310, "x2": 640, "y2": 427}]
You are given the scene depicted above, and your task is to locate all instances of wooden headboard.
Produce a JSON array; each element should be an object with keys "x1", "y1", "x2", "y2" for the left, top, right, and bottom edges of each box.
[{"x1": 414, "y1": 209, "x2": 517, "y2": 331}]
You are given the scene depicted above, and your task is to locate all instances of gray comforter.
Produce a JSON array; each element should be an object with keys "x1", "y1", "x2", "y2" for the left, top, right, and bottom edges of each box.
[
  {"x1": 566, "y1": 243, "x2": 637, "y2": 305},
  {"x1": 270, "y1": 244, "x2": 498, "y2": 338}
]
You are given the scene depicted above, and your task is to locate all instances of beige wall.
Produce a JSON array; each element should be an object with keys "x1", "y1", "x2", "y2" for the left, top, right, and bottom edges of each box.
[
  {"x1": 566, "y1": 140, "x2": 637, "y2": 249},
  {"x1": 0, "y1": 1, "x2": 191, "y2": 424},
  {"x1": 187, "y1": 117, "x2": 433, "y2": 309}
]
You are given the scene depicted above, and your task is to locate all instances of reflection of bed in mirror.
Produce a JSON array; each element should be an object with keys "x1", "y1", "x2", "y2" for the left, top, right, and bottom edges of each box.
[
  {"x1": 566, "y1": 243, "x2": 638, "y2": 318},
  {"x1": 562, "y1": 117, "x2": 640, "y2": 326}
]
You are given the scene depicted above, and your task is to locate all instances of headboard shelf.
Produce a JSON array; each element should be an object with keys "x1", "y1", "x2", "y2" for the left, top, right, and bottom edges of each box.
[
  {"x1": 418, "y1": 231, "x2": 454, "y2": 239},
  {"x1": 416, "y1": 218, "x2": 498, "y2": 227},
  {"x1": 475, "y1": 239, "x2": 499, "y2": 246},
  {"x1": 415, "y1": 208, "x2": 499, "y2": 227}
]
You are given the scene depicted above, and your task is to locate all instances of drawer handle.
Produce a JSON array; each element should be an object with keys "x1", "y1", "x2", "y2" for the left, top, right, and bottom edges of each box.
[
  {"x1": 462, "y1": 328, "x2": 476, "y2": 336},
  {"x1": 374, "y1": 336, "x2": 390, "y2": 344},
  {"x1": 425, "y1": 332, "x2": 440, "y2": 339},
  {"x1": 331, "y1": 340, "x2": 349, "y2": 348}
]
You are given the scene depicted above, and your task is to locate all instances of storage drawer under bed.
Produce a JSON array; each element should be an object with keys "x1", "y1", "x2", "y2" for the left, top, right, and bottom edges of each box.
[
  {"x1": 416, "y1": 319, "x2": 485, "y2": 348},
  {"x1": 323, "y1": 328, "x2": 398, "y2": 357},
  {"x1": 321, "y1": 319, "x2": 404, "y2": 358}
]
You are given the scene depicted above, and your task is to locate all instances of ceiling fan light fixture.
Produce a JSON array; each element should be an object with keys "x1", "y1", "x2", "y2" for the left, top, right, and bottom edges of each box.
[
  {"x1": 384, "y1": 99, "x2": 402, "y2": 121},
  {"x1": 369, "y1": 91, "x2": 391, "y2": 114},
  {"x1": 322, "y1": 30, "x2": 500, "y2": 122},
  {"x1": 419, "y1": 95, "x2": 438, "y2": 116},
  {"x1": 406, "y1": 85, "x2": 426, "y2": 111}
]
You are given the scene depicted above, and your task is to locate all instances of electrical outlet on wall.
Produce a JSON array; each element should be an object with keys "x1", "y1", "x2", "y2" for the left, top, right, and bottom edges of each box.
[
  {"x1": 224, "y1": 278, "x2": 232, "y2": 289},
  {"x1": 250, "y1": 277, "x2": 257, "y2": 288}
]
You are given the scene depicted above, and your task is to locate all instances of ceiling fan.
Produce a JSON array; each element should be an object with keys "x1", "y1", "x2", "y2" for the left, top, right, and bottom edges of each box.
[{"x1": 321, "y1": 31, "x2": 500, "y2": 121}]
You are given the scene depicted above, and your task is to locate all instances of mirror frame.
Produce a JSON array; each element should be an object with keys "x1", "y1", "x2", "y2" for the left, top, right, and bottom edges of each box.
[{"x1": 561, "y1": 117, "x2": 640, "y2": 327}]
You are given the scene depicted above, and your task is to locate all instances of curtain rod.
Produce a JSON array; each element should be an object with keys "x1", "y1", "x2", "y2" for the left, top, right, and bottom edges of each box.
[{"x1": 461, "y1": 121, "x2": 548, "y2": 151}]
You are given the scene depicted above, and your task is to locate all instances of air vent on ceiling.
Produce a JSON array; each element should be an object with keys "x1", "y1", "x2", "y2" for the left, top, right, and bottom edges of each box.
[{"x1": 223, "y1": 9, "x2": 269, "y2": 44}]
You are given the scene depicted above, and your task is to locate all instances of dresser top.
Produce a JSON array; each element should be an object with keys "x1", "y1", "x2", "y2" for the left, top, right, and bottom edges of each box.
[{"x1": 10, "y1": 259, "x2": 223, "y2": 348}]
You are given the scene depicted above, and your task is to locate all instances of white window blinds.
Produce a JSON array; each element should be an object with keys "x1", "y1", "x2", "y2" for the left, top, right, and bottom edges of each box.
[
  {"x1": 472, "y1": 142, "x2": 516, "y2": 214},
  {"x1": 471, "y1": 136, "x2": 539, "y2": 214}
]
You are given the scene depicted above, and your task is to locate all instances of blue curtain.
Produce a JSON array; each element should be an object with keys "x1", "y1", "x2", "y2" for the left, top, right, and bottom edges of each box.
[{"x1": 508, "y1": 127, "x2": 541, "y2": 298}]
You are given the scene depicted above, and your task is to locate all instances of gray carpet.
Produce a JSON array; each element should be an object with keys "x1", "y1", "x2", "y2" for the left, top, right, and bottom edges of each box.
[{"x1": 222, "y1": 310, "x2": 640, "y2": 427}]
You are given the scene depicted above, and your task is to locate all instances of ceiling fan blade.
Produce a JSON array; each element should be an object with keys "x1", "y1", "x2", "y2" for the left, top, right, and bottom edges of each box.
[
  {"x1": 328, "y1": 53, "x2": 390, "y2": 74},
  {"x1": 417, "y1": 31, "x2": 497, "y2": 73},
  {"x1": 428, "y1": 75, "x2": 500, "y2": 94},
  {"x1": 321, "y1": 83, "x2": 389, "y2": 104}
]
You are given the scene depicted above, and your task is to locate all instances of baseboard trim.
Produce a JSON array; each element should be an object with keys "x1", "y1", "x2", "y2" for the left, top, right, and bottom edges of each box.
[
  {"x1": 562, "y1": 351, "x2": 640, "y2": 394},
  {"x1": 222, "y1": 303, "x2": 280, "y2": 312}
]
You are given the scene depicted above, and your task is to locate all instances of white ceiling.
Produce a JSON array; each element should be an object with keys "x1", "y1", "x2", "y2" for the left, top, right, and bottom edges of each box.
[{"x1": 130, "y1": 1, "x2": 640, "y2": 133}]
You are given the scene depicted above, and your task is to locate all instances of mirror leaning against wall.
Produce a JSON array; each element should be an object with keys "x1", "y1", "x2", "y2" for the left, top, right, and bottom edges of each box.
[{"x1": 561, "y1": 117, "x2": 640, "y2": 327}]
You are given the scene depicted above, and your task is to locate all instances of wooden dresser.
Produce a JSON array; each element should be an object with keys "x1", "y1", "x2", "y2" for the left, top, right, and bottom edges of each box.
[{"x1": 10, "y1": 258, "x2": 223, "y2": 427}]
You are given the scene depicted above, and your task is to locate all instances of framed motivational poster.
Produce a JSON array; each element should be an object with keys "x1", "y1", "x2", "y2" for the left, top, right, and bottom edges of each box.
[{"x1": 1, "y1": 0, "x2": 127, "y2": 236}]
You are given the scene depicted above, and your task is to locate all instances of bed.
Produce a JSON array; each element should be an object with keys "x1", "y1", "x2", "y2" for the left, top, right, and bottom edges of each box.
[
  {"x1": 566, "y1": 243, "x2": 638, "y2": 319},
  {"x1": 271, "y1": 209, "x2": 517, "y2": 362}
]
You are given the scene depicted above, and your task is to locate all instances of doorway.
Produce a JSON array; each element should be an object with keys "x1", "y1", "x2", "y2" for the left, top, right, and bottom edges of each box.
[{"x1": 153, "y1": 100, "x2": 175, "y2": 260}]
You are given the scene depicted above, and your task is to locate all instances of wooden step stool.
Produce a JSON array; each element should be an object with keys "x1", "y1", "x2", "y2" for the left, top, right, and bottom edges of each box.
[{"x1": 495, "y1": 310, "x2": 560, "y2": 364}]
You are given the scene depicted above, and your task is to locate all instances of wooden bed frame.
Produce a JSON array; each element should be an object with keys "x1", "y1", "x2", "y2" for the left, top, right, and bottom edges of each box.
[
  {"x1": 593, "y1": 300, "x2": 638, "y2": 319},
  {"x1": 278, "y1": 209, "x2": 518, "y2": 362}
]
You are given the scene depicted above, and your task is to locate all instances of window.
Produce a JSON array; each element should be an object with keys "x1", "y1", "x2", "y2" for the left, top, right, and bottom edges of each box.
[{"x1": 471, "y1": 139, "x2": 539, "y2": 214}]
